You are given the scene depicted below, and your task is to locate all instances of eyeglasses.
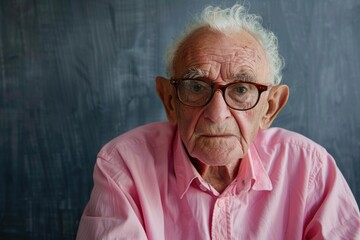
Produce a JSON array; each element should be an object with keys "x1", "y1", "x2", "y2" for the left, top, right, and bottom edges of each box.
[{"x1": 170, "y1": 78, "x2": 269, "y2": 111}]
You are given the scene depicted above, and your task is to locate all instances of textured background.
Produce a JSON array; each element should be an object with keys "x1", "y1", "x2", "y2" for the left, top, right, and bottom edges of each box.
[{"x1": 1, "y1": 0, "x2": 359, "y2": 239}]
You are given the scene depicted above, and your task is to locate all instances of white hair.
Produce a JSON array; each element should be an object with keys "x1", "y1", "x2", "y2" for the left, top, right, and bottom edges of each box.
[{"x1": 165, "y1": 4, "x2": 284, "y2": 85}]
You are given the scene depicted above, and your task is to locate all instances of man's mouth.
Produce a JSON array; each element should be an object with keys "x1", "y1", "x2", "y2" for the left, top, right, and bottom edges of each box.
[{"x1": 200, "y1": 134, "x2": 234, "y2": 138}]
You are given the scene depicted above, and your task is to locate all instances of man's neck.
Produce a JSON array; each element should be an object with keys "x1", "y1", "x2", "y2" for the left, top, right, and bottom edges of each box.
[{"x1": 191, "y1": 158, "x2": 241, "y2": 193}]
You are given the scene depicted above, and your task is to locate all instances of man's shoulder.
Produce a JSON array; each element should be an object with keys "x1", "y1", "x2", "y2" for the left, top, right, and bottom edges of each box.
[
  {"x1": 99, "y1": 121, "x2": 176, "y2": 157},
  {"x1": 255, "y1": 127, "x2": 326, "y2": 153},
  {"x1": 254, "y1": 127, "x2": 332, "y2": 176}
]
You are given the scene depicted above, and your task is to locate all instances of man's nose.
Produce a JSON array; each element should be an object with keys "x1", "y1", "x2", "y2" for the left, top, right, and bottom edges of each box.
[{"x1": 203, "y1": 90, "x2": 231, "y2": 122}]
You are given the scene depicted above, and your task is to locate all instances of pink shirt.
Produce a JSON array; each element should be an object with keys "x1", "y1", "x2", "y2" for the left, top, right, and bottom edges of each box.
[{"x1": 77, "y1": 122, "x2": 360, "y2": 239}]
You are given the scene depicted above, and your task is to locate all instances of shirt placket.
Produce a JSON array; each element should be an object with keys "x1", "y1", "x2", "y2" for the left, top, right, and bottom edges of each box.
[{"x1": 211, "y1": 196, "x2": 231, "y2": 240}]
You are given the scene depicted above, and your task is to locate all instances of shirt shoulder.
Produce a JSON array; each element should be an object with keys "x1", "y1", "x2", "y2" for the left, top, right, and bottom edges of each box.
[
  {"x1": 98, "y1": 121, "x2": 176, "y2": 163},
  {"x1": 255, "y1": 127, "x2": 327, "y2": 155},
  {"x1": 253, "y1": 127, "x2": 331, "y2": 182}
]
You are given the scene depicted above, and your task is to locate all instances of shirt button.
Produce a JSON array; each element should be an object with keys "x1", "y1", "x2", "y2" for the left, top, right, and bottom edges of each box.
[{"x1": 216, "y1": 199, "x2": 226, "y2": 209}]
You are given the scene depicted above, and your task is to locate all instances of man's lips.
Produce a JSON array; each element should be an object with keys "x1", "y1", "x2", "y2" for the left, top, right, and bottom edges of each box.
[
  {"x1": 196, "y1": 126, "x2": 238, "y2": 138},
  {"x1": 199, "y1": 133, "x2": 235, "y2": 138}
]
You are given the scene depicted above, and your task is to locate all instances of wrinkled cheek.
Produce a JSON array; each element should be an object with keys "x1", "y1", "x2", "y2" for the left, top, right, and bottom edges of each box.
[
  {"x1": 176, "y1": 107, "x2": 201, "y2": 147},
  {"x1": 234, "y1": 110, "x2": 262, "y2": 145}
]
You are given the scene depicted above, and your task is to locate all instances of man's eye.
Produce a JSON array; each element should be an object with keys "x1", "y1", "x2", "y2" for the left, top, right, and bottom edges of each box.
[
  {"x1": 235, "y1": 86, "x2": 248, "y2": 94},
  {"x1": 190, "y1": 83, "x2": 204, "y2": 92},
  {"x1": 184, "y1": 81, "x2": 209, "y2": 93}
]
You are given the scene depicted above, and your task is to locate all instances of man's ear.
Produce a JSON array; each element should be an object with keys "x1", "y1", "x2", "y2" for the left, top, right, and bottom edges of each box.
[
  {"x1": 156, "y1": 76, "x2": 177, "y2": 123},
  {"x1": 260, "y1": 84, "x2": 289, "y2": 129}
]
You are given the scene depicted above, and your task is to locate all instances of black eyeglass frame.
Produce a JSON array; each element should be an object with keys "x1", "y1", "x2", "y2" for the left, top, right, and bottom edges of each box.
[{"x1": 170, "y1": 78, "x2": 270, "y2": 111}]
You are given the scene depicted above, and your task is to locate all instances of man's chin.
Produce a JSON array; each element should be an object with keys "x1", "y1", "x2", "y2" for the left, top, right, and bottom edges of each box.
[{"x1": 190, "y1": 148, "x2": 243, "y2": 167}]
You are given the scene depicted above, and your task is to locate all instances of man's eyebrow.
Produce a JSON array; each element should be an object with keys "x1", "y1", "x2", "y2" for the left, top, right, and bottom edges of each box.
[
  {"x1": 232, "y1": 73, "x2": 257, "y2": 82},
  {"x1": 182, "y1": 68, "x2": 207, "y2": 79}
]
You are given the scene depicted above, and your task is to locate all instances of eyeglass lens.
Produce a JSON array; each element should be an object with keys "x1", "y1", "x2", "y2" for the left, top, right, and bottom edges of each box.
[{"x1": 176, "y1": 79, "x2": 261, "y2": 110}]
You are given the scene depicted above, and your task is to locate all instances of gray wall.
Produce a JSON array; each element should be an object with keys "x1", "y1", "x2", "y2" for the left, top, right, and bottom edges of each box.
[{"x1": 1, "y1": 0, "x2": 359, "y2": 239}]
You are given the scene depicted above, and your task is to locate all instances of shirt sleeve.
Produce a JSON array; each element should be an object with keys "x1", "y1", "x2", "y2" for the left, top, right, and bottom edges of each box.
[
  {"x1": 76, "y1": 156, "x2": 148, "y2": 240},
  {"x1": 304, "y1": 149, "x2": 360, "y2": 239}
]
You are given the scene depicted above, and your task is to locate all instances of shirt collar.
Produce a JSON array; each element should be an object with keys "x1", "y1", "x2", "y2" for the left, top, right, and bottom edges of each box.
[
  {"x1": 235, "y1": 143, "x2": 273, "y2": 193},
  {"x1": 173, "y1": 128, "x2": 200, "y2": 199}
]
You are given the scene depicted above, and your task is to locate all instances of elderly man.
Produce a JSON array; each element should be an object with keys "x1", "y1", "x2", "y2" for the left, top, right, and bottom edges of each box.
[{"x1": 77, "y1": 4, "x2": 360, "y2": 239}]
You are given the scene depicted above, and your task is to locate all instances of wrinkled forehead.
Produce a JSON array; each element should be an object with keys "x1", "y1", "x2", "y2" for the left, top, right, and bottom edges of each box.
[{"x1": 173, "y1": 27, "x2": 270, "y2": 83}]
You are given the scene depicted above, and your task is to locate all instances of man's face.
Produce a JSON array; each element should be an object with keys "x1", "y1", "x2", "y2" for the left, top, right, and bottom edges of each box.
[{"x1": 171, "y1": 28, "x2": 272, "y2": 167}]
